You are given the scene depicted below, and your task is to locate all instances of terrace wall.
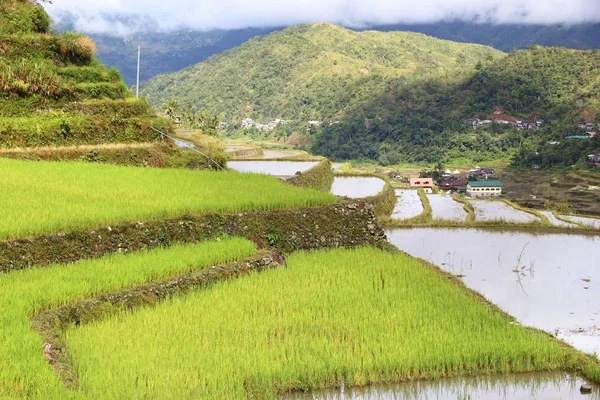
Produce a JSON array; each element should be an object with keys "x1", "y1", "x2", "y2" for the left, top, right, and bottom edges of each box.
[{"x1": 0, "y1": 202, "x2": 386, "y2": 272}]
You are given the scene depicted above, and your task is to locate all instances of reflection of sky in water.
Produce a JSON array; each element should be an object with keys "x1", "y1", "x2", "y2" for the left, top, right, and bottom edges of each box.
[
  {"x1": 386, "y1": 228, "x2": 600, "y2": 356},
  {"x1": 228, "y1": 161, "x2": 318, "y2": 176},
  {"x1": 471, "y1": 200, "x2": 540, "y2": 223},
  {"x1": 427, "y1": 194, "x2": 467, "y2": 221},
  {"x1": 391, "y1": 190, "x2": 422, "y2": 220},
  {"x1": 330, "y1": 177, "x2": 385, "y2": 199},
  {"x1": 284, "y1": 372, "x2": 598, "y2": 400}
]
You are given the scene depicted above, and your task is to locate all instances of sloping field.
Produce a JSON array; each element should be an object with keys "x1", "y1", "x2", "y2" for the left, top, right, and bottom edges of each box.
[
  {"x1": 0, "y1": 238, "x2": 257, "y2": 399},
  {"x1": 65, "y1": 247, "x2": 596, "y2": 399},
  {"x1": 0, "y1": 158, "x2": 336, "y2": 239}
]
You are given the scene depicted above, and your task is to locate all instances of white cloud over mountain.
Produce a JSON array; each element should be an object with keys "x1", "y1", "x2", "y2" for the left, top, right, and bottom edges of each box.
[{"x1": 45, "y1": 0, "x2": 600, "y2": 35}]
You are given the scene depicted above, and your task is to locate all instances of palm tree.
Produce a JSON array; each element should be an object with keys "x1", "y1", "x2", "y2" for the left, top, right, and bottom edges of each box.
[{"x1": 162, "y1": 99, "x2": 179, "y2": 119}]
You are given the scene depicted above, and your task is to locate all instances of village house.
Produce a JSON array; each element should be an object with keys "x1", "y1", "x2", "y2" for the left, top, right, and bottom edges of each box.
[
  {"x1": 466, "y1": 180, "x2": 503, "y2": 197},
  {"x1": 578, "y1": 121, "x2": 597, "y2": 132},
  {"x1": 409, "y1": 177, "x2": 434, "y2": 194},
  {"x1": 438, "y1": 178, "x2": 466, "y2": 192},
  {"x1": 468, "y1": 167, "x2": 495, "y2": 179},
  {"x1": 588, "y1": 154, "x2": 600, "y2": 167}
]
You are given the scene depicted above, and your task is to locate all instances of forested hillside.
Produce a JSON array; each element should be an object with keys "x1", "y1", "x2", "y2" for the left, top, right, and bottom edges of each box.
[
  {"x1": 313, "y1": 46, "x2": 600, "y2": 165},
  {"x1": 141, "y1": 23, "x2": 503, "y2": 121},
  {"x1": 62, "y1": 19, "x2": 600, "y2": 86},
  {"x1": 0, "y1": 0, "x2": 169, "y2": 148}
]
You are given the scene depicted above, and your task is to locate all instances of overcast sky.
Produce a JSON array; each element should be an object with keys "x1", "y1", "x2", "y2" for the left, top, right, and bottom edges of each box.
[{"x1": 45, "y1": 0, "x2": 600, "y2": 35}]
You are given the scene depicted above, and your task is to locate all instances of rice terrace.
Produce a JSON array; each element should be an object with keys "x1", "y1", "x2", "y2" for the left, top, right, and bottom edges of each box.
[{"x1": 1, "y1": 0, "x2": 600, "y2": 399}]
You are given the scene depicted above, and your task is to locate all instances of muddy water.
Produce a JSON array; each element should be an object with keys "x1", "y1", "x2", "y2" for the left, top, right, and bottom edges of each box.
[
  {"x1": 427, "y1": 194, "x2": 467, "y2": 221},
  {"x1": 330, "y1": 177, "x2": 385, "y2": 199},
  {"x1": 391, "y1": 190, "x2": 423, "y2": 220},
  {"x1": 562, "y1": 215, "x2": 600, "y2": 230},
  {"x1": 284, "y1": 372, "x2": 598, "y2": 399},
  {"x1": 540, "y1": 211, "x2": 578, "y2": 228},
  {"x1": 227, "y1": 161, "x2": 318, "y2": 176},
  {"x1": 472, "y1": 200, "x2": 540, "y2": 223},
  {"x1": 386, "y1": 228, "x2": 600, "y2": 355}
]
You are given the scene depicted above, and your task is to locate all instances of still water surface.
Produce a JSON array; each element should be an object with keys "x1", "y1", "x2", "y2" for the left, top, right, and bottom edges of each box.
[
  {"x1": 330, "y1": 177, "x2": 385, "y2": 199},
  {"x1": 227, "y1": 161, "x2": 318, "y2": 176},
  {"x1": 427, "y1": 194, "x2": 467, "y2": 221},
  {"x1": 284, "y1": 372, "x2": 598, "y2": 399},
  {"x1": 391, "y1": 190, "x2": 423, "y2": 220}
]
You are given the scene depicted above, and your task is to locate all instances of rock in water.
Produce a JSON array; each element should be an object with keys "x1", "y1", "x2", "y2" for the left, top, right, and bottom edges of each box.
[{"x1": 581, "y1": 383, "x2": 593, "y2": 394}]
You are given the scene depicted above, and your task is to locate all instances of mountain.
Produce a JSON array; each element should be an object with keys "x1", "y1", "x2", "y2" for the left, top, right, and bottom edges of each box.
[
  {"x1": 0, "y1": 0, "x2": 169, "y2": 148},
  {"x1": 312, "y1": 46, "x2": 600, "y2": 166},
  {"x1": 140, "y1": 23, "x2": 503, "y2": 121},
  {"x1": 53, "y1": 14, "x2": 279, "y2": 85},
  {"x1": 58, "y1": 20, "x2": 600, "y2": 86}
]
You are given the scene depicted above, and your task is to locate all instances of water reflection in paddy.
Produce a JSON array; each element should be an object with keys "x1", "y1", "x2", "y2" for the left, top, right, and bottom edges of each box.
[
  {"x1": 284, "y1": 372, "x2": 598, "y2": 400},
  {"x1": 227, "y1": 161, "x2": 318, "y2": 176},
  {"x1": 562, "y1": 215, "x2": 600, "y2": 230},
  {"x1": 330, "y1": 177, "x2": 385, "y2": 199},
  {"x1": 386, "y1": 228, "x2": 600, "y2": 355},
  {"x1": 472, "y1": 200, "x2": 540, "y2": 223},
  {"x1": 428, "y1": 194, "x2": 467, "y2": 221},
  {"x1": 391, "y1": 190, "x2": 423, "y2": 220}
]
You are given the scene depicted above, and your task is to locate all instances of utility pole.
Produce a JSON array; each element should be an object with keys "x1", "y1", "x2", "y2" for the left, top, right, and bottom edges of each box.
[{"x1": 136, "y1": 45, "x2": 141, "y2": 98}]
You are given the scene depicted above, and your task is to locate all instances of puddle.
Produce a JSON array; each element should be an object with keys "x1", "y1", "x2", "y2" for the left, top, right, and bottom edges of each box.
[
  {"x1": 540, "y1": 211, "x2": 578, "y2": 228},
  {"x1": 427, "y1": 194, "x2": 467, "y2": 221},
  {"x1": 283, "y1": 372, "x2": 598, "y2": 399},
  {"x1": 562, "y1": 216, "x2": 600, "y2": 230},
  {"x1": 391, "y1": 190, "x2": 423, "y2": 220},
  {"x1": 472, "y1": 200, "x2": 540, "y2": 223},
  {"x1": 386, "y1": 228, "x2": 600, "y2": 355},
  {"x1": 330, "y1": 177, "x2": 385, "y2": 199},
  {"x1": 227, "y1": 161, "x2": 318, "y2": 176}
]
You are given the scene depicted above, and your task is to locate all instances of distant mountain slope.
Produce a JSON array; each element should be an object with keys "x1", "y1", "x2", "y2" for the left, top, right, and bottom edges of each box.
[
  {"x1": 141, "y1": 23, "x2": 503, "y2": 121},
  {"x1": 67, "y1": 21, "x2": 600, "y2": 85},
  {"x1": 313, "y1": 46, "x2": 600, "y2": 165}
]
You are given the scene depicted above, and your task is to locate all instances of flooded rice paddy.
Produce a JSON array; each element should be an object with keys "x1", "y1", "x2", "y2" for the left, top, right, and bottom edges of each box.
[
  {"x1": 386, "y1": 228, "x2": 600, "y2": 355},
  {"x1": 562, "y1": 215, "x2": 600, "y2": 230},
  {"x1": 391, "y1": 190, "x2": 423, "y2": 220},
  {"x1": 540, "y1": 211, "x2": 579, "y2": 228},
  {"x1": 330, "y1": 177, "x2": 385, "y2": 199},
  {"x1": 284, "y1": 372, "x2": 598, "y2": 399},
  {"x1": 227, "y1": 161, "x2": 318, "y2": 176},
  {"x1": 427, "y1": 194, "x2": 468, "y2": 221},
  {"x1": 471, "y1": 200, "x2": 541, "y2": 223}
]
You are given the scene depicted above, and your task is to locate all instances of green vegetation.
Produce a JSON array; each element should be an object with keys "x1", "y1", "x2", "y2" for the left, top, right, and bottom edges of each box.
[
  {"x1": 314, "y1": 46, "x2": 600, "y2": 166},
  {"x1": 0, "y1": 1, "x2": 170, "y2": 147},
  {"x1": 0, "y1": 237, "x2": 257, "y2": 399},
  {"x1": 142, "y1": 23, "x2": 502, "y2": 122},
  {"x1": 65, "y1": 247, "x2": 598, "y2": 398},
  {"x1": 0, "y1": 158, "x2": 336, "y2": 240}
]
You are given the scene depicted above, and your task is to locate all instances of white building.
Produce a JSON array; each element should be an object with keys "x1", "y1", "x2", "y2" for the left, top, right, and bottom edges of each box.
[{"x1": 466, "y1": 180, "x2": 503, "y2": 197}]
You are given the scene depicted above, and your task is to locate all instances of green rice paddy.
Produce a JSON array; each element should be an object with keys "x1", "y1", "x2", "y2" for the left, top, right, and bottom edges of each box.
[
  {"x1": 0, "y1": 158, "x2": 336, "y2": 240},
  {"x1": 65, "y1": 247, "x2": 590, "y2": 399},
  {"x1": 0, "y1": 238, "x2": 256, "y2": 399}
]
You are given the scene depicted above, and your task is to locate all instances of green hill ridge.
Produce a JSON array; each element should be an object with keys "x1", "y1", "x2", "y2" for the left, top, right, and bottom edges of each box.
[
  {"x1": 141, "y1": 23, "x2": 503, "y2": 121},
  {"x1": 0, "y1": 0, "x2": 170, "y2": 148}
]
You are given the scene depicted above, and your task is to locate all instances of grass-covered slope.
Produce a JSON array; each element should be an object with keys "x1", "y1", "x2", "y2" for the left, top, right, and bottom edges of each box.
[
  {"x1": 0, "y1": 0, "x2": 171, "y2": 147},
  {"x1": 141, "y1": 23, "x2": 503, "y2": 121},
  {"x1": 313, "y1": 46, "x2": 600, "y2": 165},
  {"x1": 0, "y1": 158, "x2": 336, "y2": 240},
  {"x1": 0, "y1": 238, "x2": 257, "y2": 399},
  {"x1": 66, "y1": 247, "x2": 598, "y2": 398}
]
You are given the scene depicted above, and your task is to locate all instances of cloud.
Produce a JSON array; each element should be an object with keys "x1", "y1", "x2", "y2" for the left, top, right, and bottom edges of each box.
[{"x1": 45, "y1": 0, "x2": 600, "y2": 35}]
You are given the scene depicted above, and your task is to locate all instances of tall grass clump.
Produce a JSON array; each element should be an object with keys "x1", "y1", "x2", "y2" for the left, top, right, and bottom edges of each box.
[
  {"x1": 0, "y1": 237, "x2": 257, "y2": 399},
  {"x1": 65, "y1": 247, "x2": 595, "y2": 399},
  {"x1": 0, "y1": 159, "x2": 337, "y2": 240}
]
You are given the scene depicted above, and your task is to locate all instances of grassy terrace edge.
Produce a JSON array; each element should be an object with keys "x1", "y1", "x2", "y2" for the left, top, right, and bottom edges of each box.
[
  {"x1": 0, "y1": 158, "x2": 336, "y2": 241},
  {"x1": 53, "y1": 246, "x2": 600, "y2": 399}
]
